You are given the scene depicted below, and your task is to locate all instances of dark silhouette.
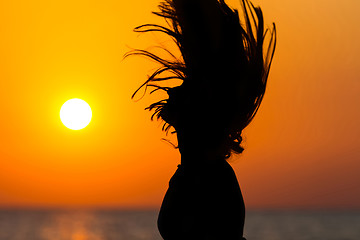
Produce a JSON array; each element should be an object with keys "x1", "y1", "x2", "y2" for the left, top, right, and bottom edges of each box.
[{"x1": 128, "y1": 0, "x2": 276, "y2": 239}]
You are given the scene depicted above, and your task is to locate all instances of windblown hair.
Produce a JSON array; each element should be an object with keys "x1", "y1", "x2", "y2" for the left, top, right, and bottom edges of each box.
[{"x1": 127, "y1": 0, "x2": 276, "y2": 158}]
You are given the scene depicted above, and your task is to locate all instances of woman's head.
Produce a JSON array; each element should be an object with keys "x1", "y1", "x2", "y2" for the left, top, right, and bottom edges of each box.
[{"x1": 129, "y1": 0, "x2": 276, "y2": 159}]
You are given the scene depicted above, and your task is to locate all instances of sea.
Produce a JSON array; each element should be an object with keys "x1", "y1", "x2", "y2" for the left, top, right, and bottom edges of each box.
[{"x1": 0, "y1": 209, "x2": 359, "y2": 240}]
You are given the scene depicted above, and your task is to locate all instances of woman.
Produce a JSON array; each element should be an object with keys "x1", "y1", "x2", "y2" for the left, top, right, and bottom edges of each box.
[{"x1": 128, "y1": 0, "x2": 276, "y2": 239}]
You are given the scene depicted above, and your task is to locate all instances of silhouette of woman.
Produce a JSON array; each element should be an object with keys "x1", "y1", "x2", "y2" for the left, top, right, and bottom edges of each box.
[{"x1": 128, "y1": 0, "x2": 276, "y2": 239}]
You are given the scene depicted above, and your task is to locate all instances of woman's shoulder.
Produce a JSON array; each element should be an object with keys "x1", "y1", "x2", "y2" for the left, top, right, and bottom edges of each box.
[
  {"x1": 168, "y1": 159, "x2": 238, "y2": 187},
  {"x1": 209, "y1": 160, "x2": 238, "y2": 179}
]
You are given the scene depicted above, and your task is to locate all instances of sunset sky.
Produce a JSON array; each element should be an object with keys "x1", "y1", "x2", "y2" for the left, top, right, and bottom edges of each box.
[{"x1": 0, "y1": 0, "x2": 359, "y2": 209}]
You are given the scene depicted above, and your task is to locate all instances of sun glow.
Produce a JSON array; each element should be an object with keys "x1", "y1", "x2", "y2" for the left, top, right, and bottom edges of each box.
[{"x1": 60, "y1": 98, "x2": 92, "y2": 130}]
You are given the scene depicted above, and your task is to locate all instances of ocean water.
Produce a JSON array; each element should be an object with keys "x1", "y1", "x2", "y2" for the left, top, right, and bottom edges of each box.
[
  {"x1": 0, "y1": 209, "x2": 359, "y2": 240},
  {"x1": 245, "y1": 210, "x2": 360, "y2": 240}
]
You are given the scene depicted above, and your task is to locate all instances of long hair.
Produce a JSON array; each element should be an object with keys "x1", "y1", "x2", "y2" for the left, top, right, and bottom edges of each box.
[{"x1": 127, "y1": 0, "x2": 276, "y2": 158}]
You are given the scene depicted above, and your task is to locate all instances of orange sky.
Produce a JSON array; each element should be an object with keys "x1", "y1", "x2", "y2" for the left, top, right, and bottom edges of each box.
[{"x1": 0, "y1": 0, "x2": 359, "y2": 209}]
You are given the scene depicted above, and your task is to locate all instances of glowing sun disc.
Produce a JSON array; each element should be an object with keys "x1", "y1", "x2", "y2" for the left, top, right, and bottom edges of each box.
[{"x1": 60, "y1": 98, "x2": 92, "y2": 130}]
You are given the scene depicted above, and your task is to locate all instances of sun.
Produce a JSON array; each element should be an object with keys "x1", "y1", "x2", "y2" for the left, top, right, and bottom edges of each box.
[{"x1": 60, "y1": 98, "x2": 92, "y2": 130}]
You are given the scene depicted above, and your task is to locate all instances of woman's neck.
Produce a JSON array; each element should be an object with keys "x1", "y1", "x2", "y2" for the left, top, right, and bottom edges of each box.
[
  {"x1": 179, "y1": 148, "x2": 224, "y2": 166},
  {"x1": 176, "y1": 126, "x2": 226, "y2": 166}
]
